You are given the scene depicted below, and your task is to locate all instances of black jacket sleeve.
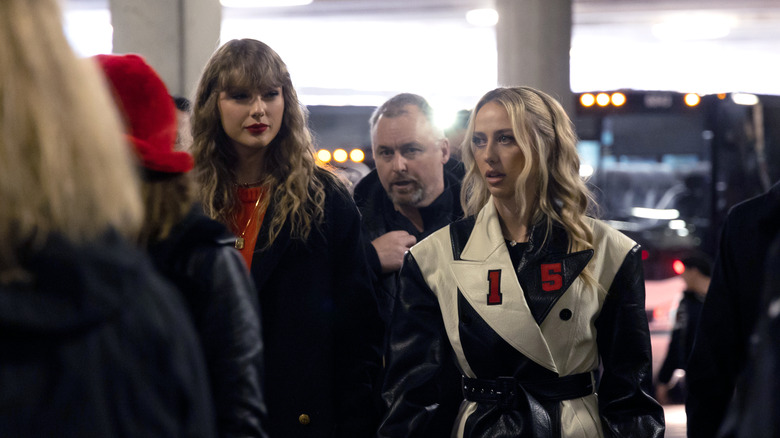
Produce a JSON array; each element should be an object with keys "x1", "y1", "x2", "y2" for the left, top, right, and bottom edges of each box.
[
  {"x1": 595, "y1": 245, "x2": 665, "y2": 438},
  {"x1": 378, "y1": 252, "x2": 455, "y2": 438},
  {"x1": 183, "y1": 241, "x2": 268, "y2": 438}
]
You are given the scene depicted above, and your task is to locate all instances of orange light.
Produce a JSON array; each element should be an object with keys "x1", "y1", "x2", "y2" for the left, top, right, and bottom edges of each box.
[
  {"x1": 333, "y1": 148, "x2": 348, "y2": 163},
  {"x1": 672, "y1": 259, "x2": 686, "y2": 275},
  {"x1": 717, "y1": 93, "x2": 727, "y2": 100},
  {"x1": 611, "y1": 92, "x2": 626, "y2": 107},
  {"x1": 684, "y1": 93, "x2": 701, "y2": 107},
  {"x1": 350, "y1": 149, "x2": 365, "y2": 163},
  {"x1": 596, "y1": 93, "x2": 610, "y2": 107},
  {"x1": 580, "y1": 93, "x2": 596, "y2": 107},
  {"x1": 317, "y1": 149, "x2": 331, "y2": 163}
]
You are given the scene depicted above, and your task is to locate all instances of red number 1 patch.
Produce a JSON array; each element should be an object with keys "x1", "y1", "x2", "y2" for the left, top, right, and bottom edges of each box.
[
  {"x1": 487, "y1": 270, "x2": 502, "y2": 305},
  {"x1": 541, "y1": 263, "x2": 563, "y2": 292}
]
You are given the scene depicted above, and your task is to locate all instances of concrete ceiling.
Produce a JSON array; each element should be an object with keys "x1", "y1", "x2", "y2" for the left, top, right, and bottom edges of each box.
[{"x1": 215, "y1": 0, "x2": 780, "y2": 53}]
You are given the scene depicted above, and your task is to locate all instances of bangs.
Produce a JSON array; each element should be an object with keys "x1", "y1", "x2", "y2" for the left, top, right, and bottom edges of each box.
[{"x1": 218, "y1": 62, "x2": 283, "y2": 93}]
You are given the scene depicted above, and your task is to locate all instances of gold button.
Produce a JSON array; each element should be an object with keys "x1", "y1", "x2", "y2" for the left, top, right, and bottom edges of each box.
[{"x1": 298, "y1": 414, "x2": 310, "y2": 425}]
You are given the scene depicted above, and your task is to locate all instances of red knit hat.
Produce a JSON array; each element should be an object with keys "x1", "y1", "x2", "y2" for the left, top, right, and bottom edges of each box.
[{"x1": 93, "y1": 54, "x2": 193, "y2": 174}]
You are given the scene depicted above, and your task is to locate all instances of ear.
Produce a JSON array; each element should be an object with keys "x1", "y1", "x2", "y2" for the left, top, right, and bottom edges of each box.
[{"x1": 440, "y1": 138, "x2": 451, "y2": 164}]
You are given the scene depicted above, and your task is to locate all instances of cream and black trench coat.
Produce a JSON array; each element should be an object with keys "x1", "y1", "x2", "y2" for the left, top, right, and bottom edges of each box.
[{"x1": 378, "y1": 200, "x2": 665, "y2": 438}]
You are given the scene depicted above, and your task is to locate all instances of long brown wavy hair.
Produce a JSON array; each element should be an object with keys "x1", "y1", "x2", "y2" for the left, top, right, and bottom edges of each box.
[
  {"x1": 461, "y1": 87, "x2": 598, "y2": 284},
  {"x1": 137, "y1": 173, "x2": 194, "y2": 247},
  {"x1": 191, "y1": 39, "x2": 337, "y2": 247},
  {"x1": 0, "y1": 0, "x2": 143, "y2": 281}
]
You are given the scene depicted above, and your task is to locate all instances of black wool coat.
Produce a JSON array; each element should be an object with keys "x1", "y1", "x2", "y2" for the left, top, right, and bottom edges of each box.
[{"x1": 249, "y1": 169, "x2": 384, "y2": 438}]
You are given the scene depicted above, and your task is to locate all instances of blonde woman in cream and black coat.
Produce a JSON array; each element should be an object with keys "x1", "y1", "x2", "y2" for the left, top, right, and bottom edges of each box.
[{"x1": 378, "y1": 86, "x2": 665, "y2": 438}]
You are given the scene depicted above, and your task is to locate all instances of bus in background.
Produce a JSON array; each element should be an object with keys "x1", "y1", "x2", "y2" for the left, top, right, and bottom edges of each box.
[{"x1": 573, "y1": 90, "x2": 780, "y2": 375}]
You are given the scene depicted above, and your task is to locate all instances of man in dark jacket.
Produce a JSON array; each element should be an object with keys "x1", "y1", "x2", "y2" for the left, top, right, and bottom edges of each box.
[
  {"x1": 353, "y1": 93, "x2": 464, "y2": 429},
  {"x1": 353, "y1": 93, "x2": 464, "y2": 329},
  {"x1": 686, "y1": 181, "x2": 780, "y2": 437},
  {"x1": 656, "y1": 252, "x2": 711, "y2": 404}
]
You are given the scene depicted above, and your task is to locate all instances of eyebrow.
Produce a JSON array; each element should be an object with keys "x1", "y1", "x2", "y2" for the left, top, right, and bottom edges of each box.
[{"x1": 376, "y1": 142, "x2": 422, "y2": 150}]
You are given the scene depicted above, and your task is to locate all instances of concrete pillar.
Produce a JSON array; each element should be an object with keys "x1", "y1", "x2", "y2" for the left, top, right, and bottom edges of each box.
[
  {"x1": 108, "y1": 0, "x2": 221, "y2": 97},
  {"x1": 495, "y1": 0, "x2": 573, "y2": 114}
]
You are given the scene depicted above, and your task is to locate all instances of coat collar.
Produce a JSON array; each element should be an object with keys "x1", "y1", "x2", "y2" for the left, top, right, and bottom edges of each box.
[
  {"x1": 459, "y1": 200, "x2": 508, "y2": 262},
  {"x1": 453, "y1": 200, "x2": 559, "y2": 372}
]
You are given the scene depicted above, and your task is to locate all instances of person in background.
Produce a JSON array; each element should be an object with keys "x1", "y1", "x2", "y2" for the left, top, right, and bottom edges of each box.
[
  {"x1": 0, "y1": 0, "x2": 214, "y2": 436},
  {"x1": 445, "y1": 108, "x2": 471, "y2": 163},
  {"x1": 718, "y1": 220, "x2": 780, "y2": 437},
  {"x1": 378, "y1": 86, "x2": 664, "y2": 437},
  {"x1": 353, "y1": 93, "x2": 464, "y2": 329},
  {"x1": 353, "y1": 93, "x2": 465, "y2": 427},
  {"x1": 655, "y1": 252, "x2": 712, "y2": 405},
  {"x1": 94, "y1": 53, "x2": 268, "y2": 438},
  {"x1": 173, "y1": 95, "x2": 194, "y2": 151},
  {"x1": 686, "y1": 180, "x2": 780, "y2": 437},
  {"x1": 190, "y1": 38, "x2": 383, "y2": 437}
]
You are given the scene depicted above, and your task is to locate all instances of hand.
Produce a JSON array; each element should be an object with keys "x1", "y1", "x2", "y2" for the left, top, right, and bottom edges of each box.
[{"x1": 372, "y1": 231, "x2": 417, "y2": 274}]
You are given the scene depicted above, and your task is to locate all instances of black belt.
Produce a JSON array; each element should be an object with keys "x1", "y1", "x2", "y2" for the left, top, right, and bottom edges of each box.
[{"x1": 462, "y1": 371, "x2": 594, "y2": 407}]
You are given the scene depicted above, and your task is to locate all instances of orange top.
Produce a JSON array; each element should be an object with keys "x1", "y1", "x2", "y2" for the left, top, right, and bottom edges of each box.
[{"x1": 233, "y1": 186, "x2": 269, "y2": 269}]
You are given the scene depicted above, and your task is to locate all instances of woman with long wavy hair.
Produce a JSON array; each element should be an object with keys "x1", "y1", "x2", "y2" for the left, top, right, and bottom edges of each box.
[
  {"x1": 379, "y1": 86, "x2": 665, "y2": 437},
  {"x1": 0, "y1": 0, "x2": 214, "y2": 435},
  {"x1": 190, "y1": 38, "x2": 383, "y2": 437}
]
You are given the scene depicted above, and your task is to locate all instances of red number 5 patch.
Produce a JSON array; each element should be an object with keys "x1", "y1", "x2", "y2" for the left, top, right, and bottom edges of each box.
[{"x1": 541, "y1": 263, "x2": 563, "y2": 292}]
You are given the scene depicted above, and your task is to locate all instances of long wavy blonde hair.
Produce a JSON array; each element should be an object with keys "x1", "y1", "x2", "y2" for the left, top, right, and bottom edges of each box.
[
  {"x1": 0, "y1": 0, "x2": 143, "y2": 281},
  {"x1": 191, "y1": 39, "x2": 336, "y2": 247},
  {"x1": 461, "y1": 86, "x2": 597, "y2": 259}
]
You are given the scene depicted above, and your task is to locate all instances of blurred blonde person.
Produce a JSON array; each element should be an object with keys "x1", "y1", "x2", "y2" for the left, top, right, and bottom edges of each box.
[{"x1": 0, "y1": 1, "x2": 214, "y2": 436}]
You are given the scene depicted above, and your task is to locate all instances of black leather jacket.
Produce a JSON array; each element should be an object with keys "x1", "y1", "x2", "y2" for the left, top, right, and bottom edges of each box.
[
  {"x1": 149, "y1": 206, "x2": 268, "y2": 438},
  {"x1": 379, "y1": 212, "x2": 665, "y2": 437}
]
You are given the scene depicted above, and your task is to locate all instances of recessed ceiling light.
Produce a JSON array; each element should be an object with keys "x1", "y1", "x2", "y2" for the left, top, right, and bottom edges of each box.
[
  {"x1": 652, "y1": 13, "x2": 736, "y2": 41},
  {"x1": 220, "y1": 0, "x2": 313, "y2": 7},
  {"x1": 466, "y1": 8, "x2": 499, "y2": 27}
]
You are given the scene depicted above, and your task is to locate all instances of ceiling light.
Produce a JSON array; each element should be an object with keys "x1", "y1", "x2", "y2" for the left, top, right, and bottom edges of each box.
[
  {"x1": 333, "y1": 149, "x2": 348, "y2": 163},
  {"x1": 466, "y1": 9, "x2": 499, "y2": 27},
  {"x1": 580, "y1": 93, "x2": 596, "y2": 107},
  {"x1": 652, "y1": 13, "x2": 736, "y2": 41},
  {"x1": 220, "y1": 0, "x2": 313, "y2": 7},
  {"x1": 350, "y1": 149, "x2": 365, "y2": 163},
  {"x1": 610, "y1": 92, "x2": 626, "y2": 107},
  {"x1": 684, "y1": 93, "x2": 701, "y2": 106},
  {"x1": 732, "y1": 93, "x2": 759, "y2": 106},
  {"x1": 317, "y1": 149, "x2": 331, "y2": 163}
]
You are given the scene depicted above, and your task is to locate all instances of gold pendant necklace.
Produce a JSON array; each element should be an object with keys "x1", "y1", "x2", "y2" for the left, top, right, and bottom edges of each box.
[{"x1": 235, "y1": 191, "x2": 263, "y2": 250}]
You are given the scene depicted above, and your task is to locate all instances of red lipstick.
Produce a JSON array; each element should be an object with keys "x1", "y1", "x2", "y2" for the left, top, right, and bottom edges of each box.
[{"x1": 245, "y1": 123, "x2": 268, "y2": 134}]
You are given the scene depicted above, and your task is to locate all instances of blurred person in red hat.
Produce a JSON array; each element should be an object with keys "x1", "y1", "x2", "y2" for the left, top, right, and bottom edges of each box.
[
  {"x1": 190, "y1": 39, "x2": 383, "y2": 437},
  {"x1": 94, "y1": 53, "x2": 269, "y2": 438},
  {"x1": 0, "y1": 1, "x2": 214, "y2": 437}
]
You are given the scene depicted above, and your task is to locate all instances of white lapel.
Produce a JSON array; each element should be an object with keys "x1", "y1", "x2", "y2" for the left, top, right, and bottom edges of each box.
[{"x1": 451, "y1": 200, "x2": 558, "y2": 373}]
